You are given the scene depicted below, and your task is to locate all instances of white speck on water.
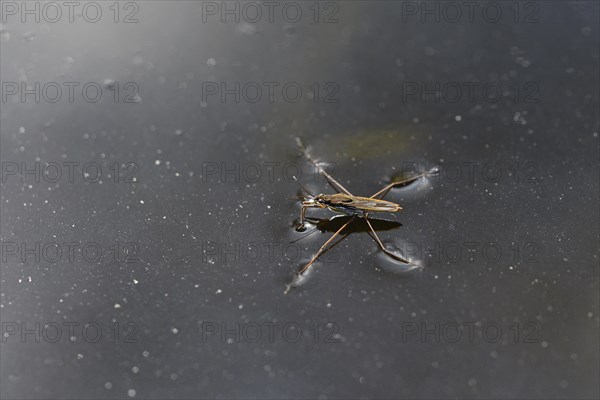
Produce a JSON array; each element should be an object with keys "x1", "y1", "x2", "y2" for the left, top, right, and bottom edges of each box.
[
  {"x1": 132, "y1": 366, "x2": 139, "y2": 373},
  {"x1": 19, "y1": 126, "x2": 25, "y2": 134},
  {"x1": 77, "y1": 353, "x2": 84, "y2": 359},
  {"x1": 236, "y1": 23, "x2": 257, "y2": 35},
  {"x1": 587, "y1": 312, "x2": 593, "y2": 318},
  {"x1": 206, "y1": 58, "x2": 216, "y2": 67},
  {"x1": 127, "y1": 389, "x2": 136, "y2": 398},
  {"x1": 130, "y1": 93, "x2": 142, "y2": 103},
  {"x1": 541, "y1": 341, "x2": 549, "y2": 348},
  {"x1": 142, "y1": 351, "x2": 149, "y2": 357},
  {"x1": 155, "y1": 160, "x2": 161, "y2": 166},
  {"x1": 104, "y1": 382, "x2": 112, "y2": 390},
  {"x1": 103, "y1": 79, "x2": 116, "y2": 89},
  {"x1": 171, "y1": 327, "x2": 179, "y2": 334},
  {"x1": 238, "y1": 304, "x2": 243, "y2": 309},
  {"x1": 216, "y1": 289, "x2": 222, "y2": 294},
  {"x1": 139, "y1": 200, "x2": 144, "y2": 204},
  {"x1": 114, "y1": 303, "x2": 121, "y2": 309},
  {"x1": 0, "y1": 25, "x2": 10, "y2": 42},
  {"x1": 133, "y1": 279, "x2": 138, "y2": 284},
  {"x1": 455, "y1": 115, "x2": 462, "y2": 122},
  {"x1": 23, "y1": 31, "x2": 36, "y2": 41}
]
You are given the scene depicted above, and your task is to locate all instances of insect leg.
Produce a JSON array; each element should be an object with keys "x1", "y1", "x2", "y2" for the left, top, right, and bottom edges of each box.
[
  {"x1": 316, "y1": 165, "x2": 353, "y2": 196},
  {"x1": 364, "y1": 216, "x2": 411, "y2": 264},
  {"x1": 297, "y1": 203, "x2": 320, "y2": 231},
  {"x1": 295, "y1": 137, "x2": 354, "y2": 195},
  {"x1": 370, "y1": 171, "x2": 428, "y2": 199},
  {"x1": 298, "y1": 204, "x2": 307, "y2": 230},
  {"x1": 298, "y1": 215, "x2": 355, "y2": 275},
  {"x1": 283, "y1": 218, "x2": 354, "y2": 294},
  {"x1": 285, "y1": 215, "x2": 356, "y2": 294}
]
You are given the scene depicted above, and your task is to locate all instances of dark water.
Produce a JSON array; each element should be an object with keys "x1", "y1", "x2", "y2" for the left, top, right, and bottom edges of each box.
[{"x1": 1, "y1": 1, "x2": 598, "y2": 399}]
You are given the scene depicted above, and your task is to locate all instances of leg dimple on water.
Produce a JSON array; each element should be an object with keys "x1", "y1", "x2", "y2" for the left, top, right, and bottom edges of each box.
[
  {"x1": 376, "y1": 241, "x2": 423, "y2": 273},
  {"x1": 284, "y1": 260, "x2": 318, "y2": 293}
]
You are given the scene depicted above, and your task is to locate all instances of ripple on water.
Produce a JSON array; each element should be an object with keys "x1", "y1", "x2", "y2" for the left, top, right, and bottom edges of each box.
[
  {"x1": 375, "y1": 240, "x2": 423, "y2": 274},
  {"x1": 284, "y1": 259, "x2": 320, "y2": 293},
  {"x1": 387, "y1": 166, "x2": 439, "y2": 193}
]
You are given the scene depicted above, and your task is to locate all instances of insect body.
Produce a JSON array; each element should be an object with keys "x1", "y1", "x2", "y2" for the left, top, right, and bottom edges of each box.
[
  {"x1": 286, "y1": 138, "x2": 437, "y2": 294},
  {"x1": 304, "y1": 193, "x2": 402, "y2": 218}
]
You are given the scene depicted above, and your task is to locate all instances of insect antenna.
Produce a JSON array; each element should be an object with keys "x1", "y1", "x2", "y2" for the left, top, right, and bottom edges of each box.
[
  {"x1": 291, "y1": 175, "x2": 315, "y2": 198},
  {"x1": 297, "y1": 183, "x2": 315, "y2": 198}
]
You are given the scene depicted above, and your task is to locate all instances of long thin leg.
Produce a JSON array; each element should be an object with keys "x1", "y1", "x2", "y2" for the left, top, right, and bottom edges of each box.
[
  {"x1": 370, "y1": 171, "x2": 428, "y2": 199},
  {"x1": 296, "y1": 137, "x2": 353, "y2": 195},
  {"x1": 298, "y1": 204, "x2": 307, "y2": 230},
  {"x1": 297, "y1": 203, "x2": 320, "y2": 230},
  {"x1": 298, "y1": 215, "x2": 355, "y2": 275},
  {"x1": 285, "y1": 215, "x2": 356, "y2": 294},
  {"x1": 316, "y1": 164, "x2": 353, "y2": 196},
  {"x1": 364, "y1": 216, "x2": 411, "y2": 264}
]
